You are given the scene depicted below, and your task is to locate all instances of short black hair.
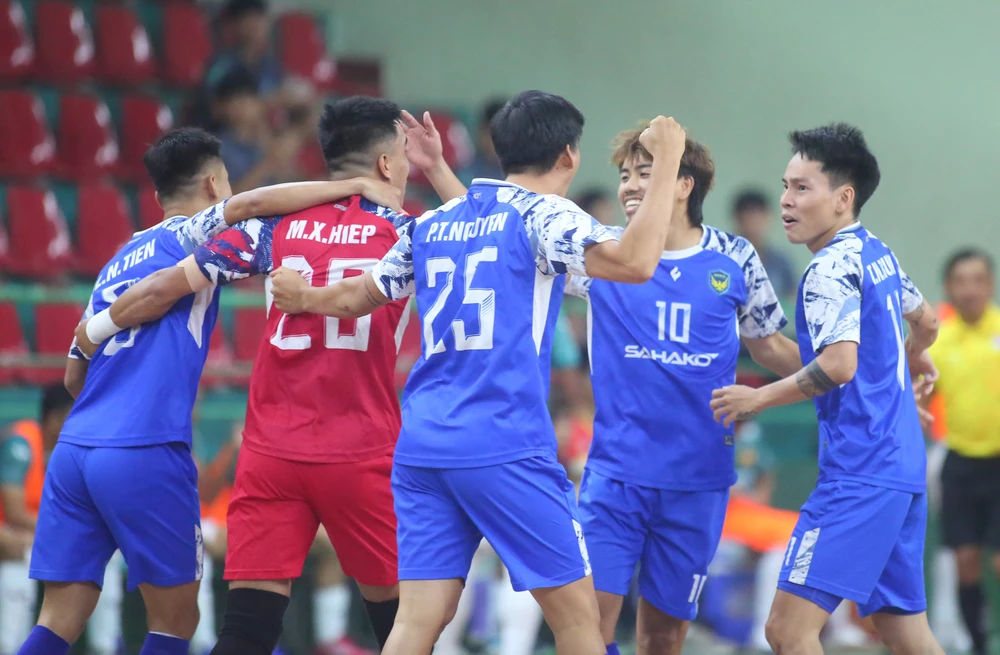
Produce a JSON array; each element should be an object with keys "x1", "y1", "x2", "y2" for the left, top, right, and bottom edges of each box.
[
  {"x1": 788, "y1": 123, "x2": 881, "y2": 217},
  {"x1": 211, "y1": 65, "x2": 258, "y2": 102},
  {"x1": 490, "y1": 91, "x2": 585, "y2": 176},
  {"x1": 220, "y1": 0, "x2": 266, "y2": 22},
  {"x1": 317, "y1": 96, "x2": 402, "y2": 174},
  {"x1": 143, "y1": 128, "x2": 223, "y2": 200},
  {"x1": 943, "y1": 248, "x2": 995, "y2": 280},
  {"x1": 480, "y1": 98, "x2": 507, "y2": 128},
  {"x1": 732, "y1": 189, "x2": 770, "y2": 217},
  {"x1": 42, "y1": 383, "x2": 74, "y2": 423}
]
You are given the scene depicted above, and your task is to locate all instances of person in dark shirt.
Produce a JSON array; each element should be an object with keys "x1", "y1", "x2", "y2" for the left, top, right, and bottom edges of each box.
[{"x1": 732, "y1": 189, "x2": 797, "y2": 299}]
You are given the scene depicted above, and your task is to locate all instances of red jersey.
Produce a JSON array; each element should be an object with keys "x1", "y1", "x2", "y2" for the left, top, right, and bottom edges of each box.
[{"x1": 194, "y1": 196, "x2": 411, "y2": 462}]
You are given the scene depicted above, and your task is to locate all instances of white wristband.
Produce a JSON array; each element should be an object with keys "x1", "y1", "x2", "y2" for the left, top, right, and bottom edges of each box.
[{"x1": 86, "y1": 308, "x2": 123, "y2": 344}]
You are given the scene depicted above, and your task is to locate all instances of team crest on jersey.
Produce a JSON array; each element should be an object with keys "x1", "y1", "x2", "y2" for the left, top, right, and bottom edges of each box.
[{"x1": 709, "y1": 270, "x2": 730, "y2": 295}]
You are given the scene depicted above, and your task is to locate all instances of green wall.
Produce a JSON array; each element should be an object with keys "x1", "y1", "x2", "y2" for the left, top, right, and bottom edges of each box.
[{"x1": 324, "y1": 0, "x2": 1000, "y2": 299}]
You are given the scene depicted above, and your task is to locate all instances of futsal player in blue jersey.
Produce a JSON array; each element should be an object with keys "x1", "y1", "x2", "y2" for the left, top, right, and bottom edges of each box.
[
  {"x1": 19, "y1": 128, "x2": 403, "y2": 655},
  {"x1": 268, "y1": 92, "x2": 688, "y2": 655},
  {"x1": 566, "y1": 124, "x2": 802, "y2": 655},
  {"x1": 711, "y1": 124, "x2": 945, "y2": 655}
]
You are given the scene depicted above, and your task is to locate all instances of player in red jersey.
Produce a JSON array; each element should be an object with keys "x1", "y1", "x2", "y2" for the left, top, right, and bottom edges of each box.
[{"x1": 76, "y1": 97, "x2": 466, "y2": 655}]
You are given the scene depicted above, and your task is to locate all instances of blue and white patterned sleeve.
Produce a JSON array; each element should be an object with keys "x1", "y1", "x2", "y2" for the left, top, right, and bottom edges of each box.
[
  {"x1": 801, "y1": 243, "x2": 864, "y2": 351},
  {"x1": 732, "y1": 239, "x2": 788, "y2": 338},
  {"x1": 565, "y1": 275, "x2": 594, "y2": 299},
  {"x1": 372, "y1": 220, "x2": 415, "y2": 301},
  {"x1": 359, "y1": 198, "x2": 413, "y2": 236},
  {"x1": 525, "y1": 196, "x2": 620, "y2": 277},
  {"x1": 164, "y1": 199, "x2": 232, "y2": 255},
  {"x1": 194, "y1": 218, "x2": 280, "y2": 286},
  {"x1": 897, "y1": 262, "x2": 924, "y2": 315}
]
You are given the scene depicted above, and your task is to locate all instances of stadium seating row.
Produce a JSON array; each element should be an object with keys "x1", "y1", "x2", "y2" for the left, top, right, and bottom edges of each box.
[
  {"x1": 0, "y1": 0, "x2": 335, "y2": 90},
  {"x1": 0, "y1": 88, "x2": 172, "y2": 181}
]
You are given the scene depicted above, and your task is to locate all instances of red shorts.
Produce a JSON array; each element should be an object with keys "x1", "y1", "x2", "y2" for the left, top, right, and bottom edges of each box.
[{"x1": 225, "y1": 447, "x2": 397, "y2": 586}]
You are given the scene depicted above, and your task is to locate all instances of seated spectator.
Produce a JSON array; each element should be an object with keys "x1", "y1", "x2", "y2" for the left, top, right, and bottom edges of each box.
[
  {"x1": 575, "y1": 187, "x2": 619, "y2": 226},
  {"x1": 732, "y1": 189, "x2": 797, "y2": 299},
  {"x1": 212, "y1": 66, "x2": 304, "y2": 193},
  {"x1": 465, "y1": 98, "x2": 506, "y2": 182}
]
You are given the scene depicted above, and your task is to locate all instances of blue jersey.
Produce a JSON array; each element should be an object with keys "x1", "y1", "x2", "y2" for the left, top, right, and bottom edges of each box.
[
  {"x1": 60, "y1": 202, "x2": 231, "y2": 448},
  {"x1": 372, "y1": 179, "x2": 618, "y2": 468},
  {"x1": 569, "y1": 225, "x2": 787, "y2": 490},
  {"x1": 795, "y1": 223, "x2": 926, "y2": 493}
]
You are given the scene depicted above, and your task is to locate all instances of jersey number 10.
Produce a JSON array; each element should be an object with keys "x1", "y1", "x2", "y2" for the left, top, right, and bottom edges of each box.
[
  {"x1": 656, "y1": 301, "x2": 692, "y2": 343},
  {"x1": 270, "y1": 256, "x2": 379, "y2": 352}
]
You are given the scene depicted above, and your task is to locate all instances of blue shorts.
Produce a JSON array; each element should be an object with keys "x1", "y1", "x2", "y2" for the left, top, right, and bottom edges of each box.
[
  {"x1": 578, "y1": 469, "x2": 728, "y2": 621},
  {"x1": 30, "y1": 442, "x2": 203, "y2": 591},
  {"x1": 778, "y1": 480, "x2": 927, "y2": 618},
  {"x1": 392, "y1": 455, "x2": 590, "y2": 591}
]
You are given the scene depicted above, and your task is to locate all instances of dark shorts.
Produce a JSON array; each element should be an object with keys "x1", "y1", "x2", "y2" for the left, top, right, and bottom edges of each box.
[{"x1": 940, "y1": 450, "x2": 1000, "y2": 549}]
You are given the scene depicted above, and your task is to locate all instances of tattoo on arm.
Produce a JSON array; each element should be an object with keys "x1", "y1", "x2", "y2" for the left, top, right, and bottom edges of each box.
[
  {"x1": 735, "y1": 410, "x2": 759, "y2": 421},
  {"x1": 363, "y1": 284, "x2": 384, "y2": 311},
  {"x1": 795, "y1": 359, "x2": 838, "y2": 397}
]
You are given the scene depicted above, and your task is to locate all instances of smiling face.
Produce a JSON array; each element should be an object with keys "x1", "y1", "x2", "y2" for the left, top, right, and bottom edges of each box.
[
  {"x1": 779, "y1": 153, "x2": 855, "y2": 251},
  {"x1": 617, "y1": 152, "x2": 651, "y2": 221}
]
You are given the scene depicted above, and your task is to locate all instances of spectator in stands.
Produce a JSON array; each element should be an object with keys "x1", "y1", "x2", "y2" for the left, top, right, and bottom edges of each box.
[
  {"x1": 927, "y1": 248, "x2": 1000, "y2": 655},
  {"x1": 575, "y1": 187, "x2": 619, "y2": 226},
  {"x1": 212, "y1": 65, "x2": 304, "y2": 193},
  {"x1": 465, "y1": 98, "x2": 507, "y2": 181},
  {"x1": 731, "y1": 189, "x2": 797, "y2": 299}
]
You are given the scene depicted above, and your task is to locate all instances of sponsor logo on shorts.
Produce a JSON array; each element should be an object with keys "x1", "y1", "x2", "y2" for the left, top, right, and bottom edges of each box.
[
  {"x1": 572, "y1": 520, "x2": 592, "y2": 577},
  {"x1": 788, "y1": 528, "x2": 820, "y2": 585},
  {"x1": 195, "y1": 524, "x2": 204, "y2": 581}
]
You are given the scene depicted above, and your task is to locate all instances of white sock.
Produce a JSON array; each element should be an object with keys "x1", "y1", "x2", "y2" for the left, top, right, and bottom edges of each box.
[
  {"x1": 931, "y1": 548, "x2": 972, "y2": 651},
  {"x1": 314, "y1": 583, "x2": 351, "y2": 645},
  {"x1": 496, "y1": 568, "x2": 542, "y2": 655},
  {"x1": 192, "y1": 555, "x2": 217, "y2": 652},
  {"x1": 0, "y1": 556, "x2": 34, "y2": 654},
  {"x1": 88, "y1": 553, "x2": 124, "y2": 654},
  {"x1": 750, "y1": 548, "x2": 784, "y2": 650}
]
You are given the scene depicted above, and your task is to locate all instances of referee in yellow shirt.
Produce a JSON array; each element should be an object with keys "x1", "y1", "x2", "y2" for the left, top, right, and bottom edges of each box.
[{"x1": 930, "y1": 248, "x2": 1000, "y2": 655}]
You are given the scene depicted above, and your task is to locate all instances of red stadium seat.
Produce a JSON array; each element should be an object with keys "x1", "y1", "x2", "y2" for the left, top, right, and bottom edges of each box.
[
  {"x1": 56, "y1": 93, "x2": 120, "y2": 181},
  {"x1": 296, "y1": 142, "x2": 328, "y2": 181},
  {"x1": 137, "y1": 184, "x2": 162, "y2": 230},
  {"x1": 0, "y1": 91, "x2": 57, "y2": 178},
  {"x1": 28, "y1": 302, "x2": 82, "y2": 384},
  {"x1": 0, "y1": 302, "x2": 29, "y2": 384},
  {"x1": 94, "y1": 3, "x2": 156, "y2": 85},
  {"x1": 4, "y1": 185, "x2": 72, "y2": 280},
  {"x1": 233, "y1": 307, "x2": 267, "y2": 362},
  {"x1": 408, "y1": 111, "x2": 474, "y2": 187},
  {"x1": 162, "y1": 2, "x2": 211, "y2": 87},
  {"x1": 120, "y1": 96, "x2": 173, "y2": 181},
  {"x1": 329, "y1": 58, "x2": 381, "y2": 97},
  {"x1": 75, "y1": 182, "x2": 134, "y2": 277},
  {"x1": 277, "y1": 12, "x2": 335, "y2": 88},
  {"x1": 0, "y1": 0, "x2": 34, "y2": 82},
  {"x1": 34, "y1": 0, "x2": 95, "y2": 84}
]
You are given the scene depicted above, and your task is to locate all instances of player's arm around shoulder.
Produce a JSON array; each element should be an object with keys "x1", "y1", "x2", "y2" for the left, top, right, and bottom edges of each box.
[
  {"x1": 270, "y1": 219, "x2": 415, "y2": 319},
  {"x1": 223, "y1": 178, "x2": 403, "y2": 227},
  {"x1": 583, "y1": 117, "x2": 685, "y2": 283}
]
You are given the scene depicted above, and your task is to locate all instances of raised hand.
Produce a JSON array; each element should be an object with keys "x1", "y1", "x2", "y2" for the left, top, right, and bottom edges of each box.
[
  {"x1": 638, "y1": 115, "x2": 687, "y2": 162},
  {"x1": 401, "y1": 109, "x2": 444, "y2": 172}
]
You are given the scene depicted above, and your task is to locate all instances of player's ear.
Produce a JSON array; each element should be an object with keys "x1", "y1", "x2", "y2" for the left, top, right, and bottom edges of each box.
[
  {"x1": 557, "y1": 145, "x2": 579, "y2": 172},
  {"x1": 205, "y1": 173, "x2": 220, "y2": 203},
  {"x1": 837, "y1": 185, "x2": 855, "y2": 216},
  {"x1": 153, "y1": 190, "x2": 164, "y2": 210},
  {"x1": 376, "y1": 153, "x2": 391, "y2": 181},
  {"x1": 676, "y1": 175, "x2": 694, "y2": 201}
]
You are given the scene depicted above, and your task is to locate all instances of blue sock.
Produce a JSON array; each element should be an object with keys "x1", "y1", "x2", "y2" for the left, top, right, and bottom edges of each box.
[
  {"x1": 18, "y1": 626, "x2": 70, "y2": 655},
  {"x1": 139, "y1": 633, "x2": 190, "y2": 655},
  {"x1": 606, "y1": 642, "x2": 621, "y2": 655}
]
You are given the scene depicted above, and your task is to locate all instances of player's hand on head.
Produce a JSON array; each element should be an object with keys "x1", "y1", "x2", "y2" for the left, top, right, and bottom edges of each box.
[
  {"x1": 710, "y1": 384, "x2": 761, "y2": 429},
  {"x1": 74, "y1": 319, "x2": 99, "y2": 359},
  {"x1": 358, "y1": 178, "x2": 403, "y2": 212},
  {"x1": 639, "y1": 115, "x2": 687, "y2": 161},
  {"x1": 269, "y1": 266, "x2": 310, "y2": 314},
  {"x1": 401, "y1": 109, "x2": 444, "y2": 171}
]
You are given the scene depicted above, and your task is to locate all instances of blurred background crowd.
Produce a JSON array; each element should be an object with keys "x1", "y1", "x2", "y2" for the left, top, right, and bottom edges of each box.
[{"x1": 1, "y1": 0, "x2": 999, "y2": 653}]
